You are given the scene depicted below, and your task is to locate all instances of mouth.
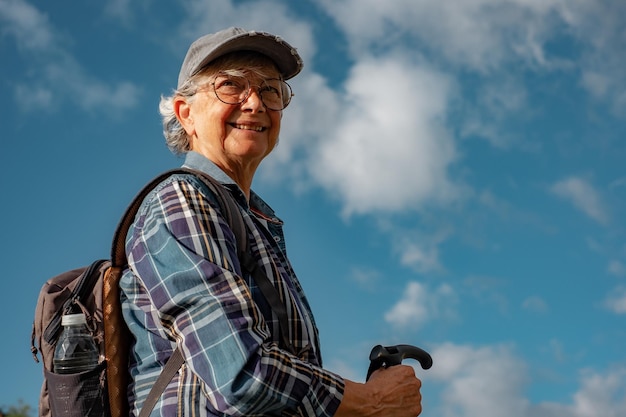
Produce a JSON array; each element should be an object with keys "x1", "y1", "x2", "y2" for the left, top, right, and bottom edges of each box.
[{"x1": 229, "y1": 123, "x2": 267, "y2": 132}]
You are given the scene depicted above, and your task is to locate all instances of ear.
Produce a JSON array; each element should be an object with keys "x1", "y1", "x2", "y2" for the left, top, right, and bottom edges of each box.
[{"x1": 174, "y1": 96, "x2": 195, "y2": 136}]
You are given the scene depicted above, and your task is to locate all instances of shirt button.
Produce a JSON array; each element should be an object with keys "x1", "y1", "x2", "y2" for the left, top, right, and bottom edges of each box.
[{"x1": 274, "y1": 236, "x2": 281, "y2": 242}]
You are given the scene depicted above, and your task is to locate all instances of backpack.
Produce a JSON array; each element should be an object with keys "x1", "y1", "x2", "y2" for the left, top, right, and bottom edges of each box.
[{"x1": 31, "y1": 168, "x2": 293, "y2": 417}]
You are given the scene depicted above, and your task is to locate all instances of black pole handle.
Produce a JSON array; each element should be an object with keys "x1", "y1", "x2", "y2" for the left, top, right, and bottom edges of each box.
[{"x1": 366, "y1": 344, "x2": 433, "y2": 381}]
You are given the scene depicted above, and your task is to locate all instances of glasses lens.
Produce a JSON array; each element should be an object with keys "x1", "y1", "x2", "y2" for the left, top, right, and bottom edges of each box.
[
  {"x1": 260, "y1": 79, "x2": 292, "y2": 110},
  {"x1": 212, "y1": 74, "x2": 292, "y2": 110},
  {"x1": 214, "y1": 75, "x2": 248, "y2": 104}
]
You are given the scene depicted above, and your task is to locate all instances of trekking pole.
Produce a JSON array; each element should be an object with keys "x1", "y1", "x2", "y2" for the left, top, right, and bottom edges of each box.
[{"x1": 366, "y1": 344, "x2": 433, "y2": 381}]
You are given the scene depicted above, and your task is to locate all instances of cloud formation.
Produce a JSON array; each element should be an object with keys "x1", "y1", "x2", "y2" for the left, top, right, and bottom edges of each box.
[
  {"x1": 0, "y1": 0, "x2": 140, "y2": 113},
  {"x1": 429, "y1": 343, "x2": 626, "y2": 417},
  {"x1": 551, "y1": 176, "x2": 609, "y2": 225},
  {"x1": 604, "y1": 286, "x2": 626, "y2": 314},
  {"x1": 310, "y1": 56, "x2": 459, "y2": 215},
  {"x1": 385, "y1": 281, "x2": 457, "y2": 330},
  {"x1": 430, "y1": 343, "x2": 529, "y2": 417},
  {"x1": 318, "y1": 0, "x2": 626, "y2": 104}
]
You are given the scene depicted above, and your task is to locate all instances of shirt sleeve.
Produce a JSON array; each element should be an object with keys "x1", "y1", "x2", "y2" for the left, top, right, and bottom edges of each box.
[{"x1": 126, "y1": 175, "x2": 344, "y2": 416}]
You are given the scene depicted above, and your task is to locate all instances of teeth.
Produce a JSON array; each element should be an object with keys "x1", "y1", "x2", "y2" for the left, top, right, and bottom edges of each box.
[{"x1": 235, "y1": 124, "x2": 264, "y2": 132}]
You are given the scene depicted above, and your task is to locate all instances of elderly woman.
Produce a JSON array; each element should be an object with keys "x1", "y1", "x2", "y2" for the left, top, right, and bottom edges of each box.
[{"x1": 120, "y1": 27, "x2": 422, "y2": 417}]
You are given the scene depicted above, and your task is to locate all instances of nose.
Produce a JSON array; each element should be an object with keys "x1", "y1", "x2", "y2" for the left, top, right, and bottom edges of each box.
[{"x1": 241, "y1": 87, "x2": 266, "y2": 112}]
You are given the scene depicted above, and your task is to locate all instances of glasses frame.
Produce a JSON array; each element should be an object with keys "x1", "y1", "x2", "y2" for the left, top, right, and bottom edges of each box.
[{"x1": 205, "y1": 73, "x2": 294, "y2": 111}]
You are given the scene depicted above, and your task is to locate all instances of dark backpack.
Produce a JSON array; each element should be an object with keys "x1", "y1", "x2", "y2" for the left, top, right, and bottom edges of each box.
[{"x1": 31, "y1": 168, "x2": 292, "y2": 417}]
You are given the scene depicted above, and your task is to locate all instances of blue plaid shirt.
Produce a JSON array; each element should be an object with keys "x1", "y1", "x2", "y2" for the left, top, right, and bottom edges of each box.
[{"x1": 120, "y1": 152, "x2": 344, "y2": 416}]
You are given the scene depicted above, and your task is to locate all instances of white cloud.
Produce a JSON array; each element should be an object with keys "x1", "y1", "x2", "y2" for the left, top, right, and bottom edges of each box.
[
  {"x1": 563, "y1": 1, "x2": 626, "y2": 116},
  {"x1": 384, "y1": 281, "x2": 456, "y2": 330},
  {"x1": 317, "y1": 0, "x2": 626, "y2": 132},
  {"x1": 0, "y1": 0, "x2": 54, "y2": 50},
  {"x1": 394, "y1": 227, "x2": 451, "y2": 274},
  {"x1": 607, "y1": 260, "x2": 626, "y2": 277},
  {"x1": 429, "y1": 343, "x2": 529, "y2": 417},
  {"x1": 309, "y1": 55, "x2": 459, "y2": 216},
  {"x1": 532, "y1": 366, "x2": 626, "y2": 417},
  {"x1": 551, "y1": 176, "x2": 609, "y2": 225},
  {"x1": 0, "y1": 0, "x2": 141, "y2": 113},
  {"x1": 522, "y1": 296, "x2": 549, "y2": 313},
  {"x1": 568, "y1": 367, "x2": 626, "y2": 417},
  {"x1": 103, "y1": 0, "x2": 133, "y2": 22},
  {"x1": 427, "y1": 343, "x2": 626, "y2": 417},
  {"x1": 321, "y1": 0, "x2": 625, "y2": 86},
  {"x1": 604, "y1": 286, "x2": 626, "y2": 314},
  {"x1": 464, "y1": 275, "x2": 510, "y2": 314},
  {"x1": 265, "y1": 72, "x2": 342, "y2": 188},
  {"x1": 399, "y1": 242, "x2": 441, "y2": 274},
  {"x1": 14, "y1": 84, "x2": 52, "y2": 109},
  {"x1": 318, "y1": 0, "x2": 570, "y2": 72},
  {"x1": 348, "y1": 267, "x2": 380, "y2": 292},
  {"x1": 385, "y1": 282, "x2": 429, "y2": 329},
  {"x1": 609, "y1": 177, "x2": 626, "y2": 190},
  {"x1": 547, "y1": 338, "x2": 566, "y2": 363},
  {"x1": 460, "y1": 77, "x2": 533, "y2": 149}
]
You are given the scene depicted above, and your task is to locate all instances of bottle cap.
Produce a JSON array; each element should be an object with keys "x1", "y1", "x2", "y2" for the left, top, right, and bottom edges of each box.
[{"x1": 61, "y1": 313, "x2": 87, "y2": 326}]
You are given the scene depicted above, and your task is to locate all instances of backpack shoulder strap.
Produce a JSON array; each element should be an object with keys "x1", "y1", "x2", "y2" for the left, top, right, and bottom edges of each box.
[
  {"x1": 110, "y1": 170, "x2": 192, "y2": 267},
  {"x1": 138, "y1": 348, "x2": 184, "y2": 417},
  {"x1": 106, "y1": 169, "x2": 192, "y2": 417},
  {"x1": 110, "y1": 168, "x2": 244, "y2": 266}
]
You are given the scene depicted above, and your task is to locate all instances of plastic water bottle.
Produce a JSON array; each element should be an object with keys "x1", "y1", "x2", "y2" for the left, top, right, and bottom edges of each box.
[{"x1": 53, "y1": 313, "x2": 100, "y2": 374}]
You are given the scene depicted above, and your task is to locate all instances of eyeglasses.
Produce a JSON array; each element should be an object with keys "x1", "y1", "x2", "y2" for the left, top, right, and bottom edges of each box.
[{"x1": 208, "y1": 73, "x2": 293, "y2": 111}]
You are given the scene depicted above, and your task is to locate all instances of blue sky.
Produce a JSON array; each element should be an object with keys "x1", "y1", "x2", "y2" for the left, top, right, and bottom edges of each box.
[{"x1": 1, "y1": 0, "x2": 625, "y2": 415}]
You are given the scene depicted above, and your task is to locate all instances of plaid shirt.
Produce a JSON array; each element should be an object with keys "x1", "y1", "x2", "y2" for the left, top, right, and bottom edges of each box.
[{"x1": 120, "y1": 152, "x2": 344, "y2": 417}]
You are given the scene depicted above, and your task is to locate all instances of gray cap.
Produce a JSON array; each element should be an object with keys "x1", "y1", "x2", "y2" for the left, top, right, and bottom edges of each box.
[{"x1": 177, "y1": 27, "x2": 304, "y2": 88}]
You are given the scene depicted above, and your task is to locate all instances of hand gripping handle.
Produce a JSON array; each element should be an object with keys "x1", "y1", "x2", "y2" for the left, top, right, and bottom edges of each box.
[{"x1": 366, "y1": 344, "x2": 433, "y2": 381}]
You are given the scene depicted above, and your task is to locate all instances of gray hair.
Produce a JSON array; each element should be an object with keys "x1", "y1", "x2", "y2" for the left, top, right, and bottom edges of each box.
[{"x1": 159, "y1": 52, "x2": 282, "y2": 155}]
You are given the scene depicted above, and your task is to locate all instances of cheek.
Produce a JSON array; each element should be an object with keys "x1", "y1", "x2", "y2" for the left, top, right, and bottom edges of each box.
[
  {"x1": 193, "y1": 103, "x2": 231, "y2": 138},
  {"x1": 270, "y1": 113, "x2": 282, "y2": 138}
]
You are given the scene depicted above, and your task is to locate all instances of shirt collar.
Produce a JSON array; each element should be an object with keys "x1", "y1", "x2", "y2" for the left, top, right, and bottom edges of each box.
[
  {"x1": 181, "y1": 151, "x2": 279, "y2": 220},
  {"x1": 182, "y1": 151, "x2": 236, "y2": 185}
]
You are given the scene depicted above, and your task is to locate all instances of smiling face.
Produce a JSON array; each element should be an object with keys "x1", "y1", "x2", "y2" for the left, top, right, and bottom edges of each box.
[{"x1": 174, "y1": 52, "x2": 284, "y2": 185}]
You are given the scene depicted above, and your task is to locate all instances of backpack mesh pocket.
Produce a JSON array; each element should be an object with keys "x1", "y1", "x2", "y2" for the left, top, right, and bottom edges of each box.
[{"x1": 45, "y1": 361, "x2": 109, "y2": 417}]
